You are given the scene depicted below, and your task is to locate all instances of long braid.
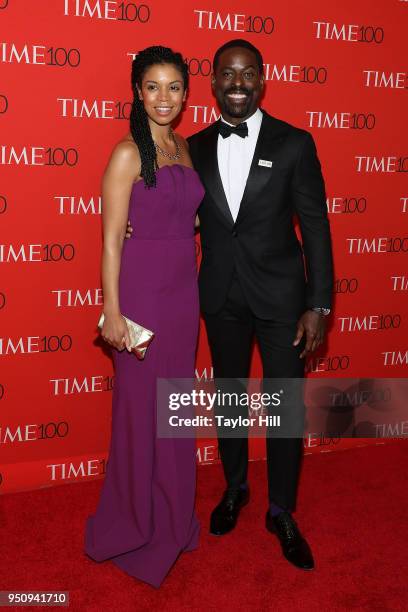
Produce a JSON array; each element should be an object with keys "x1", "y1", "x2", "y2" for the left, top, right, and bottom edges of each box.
[
  {"x1": 130, "y1": 46, "x2": 189, "y2": 189},
  {"x1": 129, "y1": 95, "x2": 158, "y2": 188}
]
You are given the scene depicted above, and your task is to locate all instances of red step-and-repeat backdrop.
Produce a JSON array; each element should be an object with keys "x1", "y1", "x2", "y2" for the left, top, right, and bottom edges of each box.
[{"x1": 1, "y1": 0, "x2": 407, "y2": 494}]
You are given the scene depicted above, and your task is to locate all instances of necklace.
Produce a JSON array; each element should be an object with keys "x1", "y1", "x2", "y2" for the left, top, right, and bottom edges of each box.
[{"x1": 154, "y1": 130, "x2": 181, "y2": 160}]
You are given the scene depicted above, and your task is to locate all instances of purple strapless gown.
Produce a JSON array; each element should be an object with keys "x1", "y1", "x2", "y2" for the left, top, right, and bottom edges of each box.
[{"x1": 85, "y1": 164, "x2": 205, "y2": 588}]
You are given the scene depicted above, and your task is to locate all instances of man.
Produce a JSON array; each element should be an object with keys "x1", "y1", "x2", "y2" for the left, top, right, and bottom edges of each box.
[
  {"x1": 187, "y1": 39, "x2": 333, "y2": 571},
  {"x1": 127, "y1": 39, "x2": 333, "y2": 570}
]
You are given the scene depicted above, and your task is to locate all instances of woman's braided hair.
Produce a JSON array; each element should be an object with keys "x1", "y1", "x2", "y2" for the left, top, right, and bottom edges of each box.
[{"x1": 130, "y1": 46, "x2": 189, "y2": 188}]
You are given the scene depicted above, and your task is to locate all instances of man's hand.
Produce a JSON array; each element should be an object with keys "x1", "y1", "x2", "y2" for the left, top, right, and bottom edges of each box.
[
  {"x1": 293, "y1": 310, "x2": 327, "y2": 359},
  {"x1": 125, "y1": 220, "x2": 133, "y2": 239}
]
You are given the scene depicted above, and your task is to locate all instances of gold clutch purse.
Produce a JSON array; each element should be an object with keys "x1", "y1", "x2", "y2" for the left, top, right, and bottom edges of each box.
[{"x1": 97, "y1": 313, "x2": 155, "y2": 359}]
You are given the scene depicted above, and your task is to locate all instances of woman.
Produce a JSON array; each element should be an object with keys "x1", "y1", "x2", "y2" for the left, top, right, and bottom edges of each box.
[{"x1": 84, "y1": 46, "x2": 205, "y2": 588}]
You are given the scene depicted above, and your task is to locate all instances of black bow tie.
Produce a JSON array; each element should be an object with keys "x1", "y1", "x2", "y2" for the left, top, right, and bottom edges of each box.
[{"x1": 218, "y1": 121, "x2": 248, "y2": 139}]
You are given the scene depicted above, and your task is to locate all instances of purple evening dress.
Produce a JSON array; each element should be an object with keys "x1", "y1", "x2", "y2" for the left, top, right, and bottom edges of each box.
[{"x1": 85, "y1": 163, "x2": 205, "y2": 588}]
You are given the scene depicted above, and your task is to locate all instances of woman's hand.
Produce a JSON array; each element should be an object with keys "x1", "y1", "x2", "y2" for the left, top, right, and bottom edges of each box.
[{"x1": 101, "y1": 312, "x2": 131, "y2": 352}]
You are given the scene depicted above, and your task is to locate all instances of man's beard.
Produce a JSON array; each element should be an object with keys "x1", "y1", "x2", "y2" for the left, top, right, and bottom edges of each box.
[{"x1": 220, "y1": 87, "x2": 253, "y2": 119}]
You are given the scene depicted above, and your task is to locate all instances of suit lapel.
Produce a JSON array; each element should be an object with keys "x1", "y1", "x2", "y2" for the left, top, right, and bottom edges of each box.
[
  {"x1": 235, "y1": 110, "x2": 287, "y2": 226},
  {"x1": 198, "y1": 120, "x2": 234, "y2": 227}
]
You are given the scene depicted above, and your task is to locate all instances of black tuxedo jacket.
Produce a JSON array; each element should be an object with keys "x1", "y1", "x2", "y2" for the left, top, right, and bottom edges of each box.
[{"x1": 187, "y1": 109, "x2": 333, "y2": 319}]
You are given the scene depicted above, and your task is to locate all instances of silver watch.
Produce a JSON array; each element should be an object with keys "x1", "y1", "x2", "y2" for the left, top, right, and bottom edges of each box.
[{"x1": 312, "y1": 307, "x2": 331, "y2": 316}]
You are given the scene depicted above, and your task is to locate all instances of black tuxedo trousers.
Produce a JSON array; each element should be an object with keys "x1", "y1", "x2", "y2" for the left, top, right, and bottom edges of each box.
[{"x1": 203, "y1": 272, "x2": 305, "y2": 510}]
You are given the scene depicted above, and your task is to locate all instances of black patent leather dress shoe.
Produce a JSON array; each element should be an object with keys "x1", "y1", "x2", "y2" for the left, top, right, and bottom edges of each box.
[
  {"x1": 266, "y1": 510, "x2": 315, "y2": 570},
  {"x1": 210, "y1": 487, "x2": 250, "y2": 535}
]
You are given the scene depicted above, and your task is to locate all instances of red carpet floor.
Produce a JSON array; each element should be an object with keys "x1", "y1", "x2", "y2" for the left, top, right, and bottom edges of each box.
[{"x1": 1, "y1": 442, "x2": 407, "y2": 612}]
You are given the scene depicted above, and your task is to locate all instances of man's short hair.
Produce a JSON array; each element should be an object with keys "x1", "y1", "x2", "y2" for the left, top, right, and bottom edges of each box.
[{"x1": 213, "y1": 39, "x2": 264, "y2": 74}]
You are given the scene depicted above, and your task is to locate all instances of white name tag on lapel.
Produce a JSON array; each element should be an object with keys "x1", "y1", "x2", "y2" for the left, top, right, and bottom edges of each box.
[{"x1": 258, "y1": 159, "x2": 273, "y2": 168}]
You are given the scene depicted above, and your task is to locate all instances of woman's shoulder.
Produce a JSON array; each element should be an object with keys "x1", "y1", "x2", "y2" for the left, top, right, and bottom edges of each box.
[
  {"x1": 112, "y1": 134, "x2": 140, "y2": 162},
  {"x1": 107, "y1": 134, "x2": 141, "y2": 180}
]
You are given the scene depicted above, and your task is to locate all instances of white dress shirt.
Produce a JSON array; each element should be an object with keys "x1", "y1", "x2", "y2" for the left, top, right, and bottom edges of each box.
[{"x1": 217, "y1": 107, "x2": 263, "y2": 222}]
